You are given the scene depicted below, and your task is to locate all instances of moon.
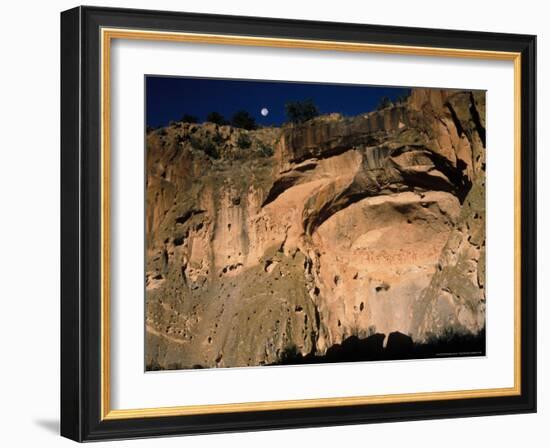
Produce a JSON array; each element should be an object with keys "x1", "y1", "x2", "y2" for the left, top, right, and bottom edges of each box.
[{"x1": 260, "y1": 107, "x2": 269, "y2": 117}]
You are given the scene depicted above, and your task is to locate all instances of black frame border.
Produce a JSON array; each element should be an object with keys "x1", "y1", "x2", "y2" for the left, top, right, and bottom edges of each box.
[{"x1": 61, "y1": 6, "x2": 536, "y2": 442}]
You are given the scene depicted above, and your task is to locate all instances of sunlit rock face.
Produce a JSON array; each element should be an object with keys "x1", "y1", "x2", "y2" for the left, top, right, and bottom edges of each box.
[{"x1": 145, "y1": 88, "x2": 486, "y2": 370}]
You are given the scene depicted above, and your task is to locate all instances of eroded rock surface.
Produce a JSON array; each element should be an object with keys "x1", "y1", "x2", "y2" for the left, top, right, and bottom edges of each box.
[{"x1": 145, "y1": 88, "x2": 486, "y2": 370}]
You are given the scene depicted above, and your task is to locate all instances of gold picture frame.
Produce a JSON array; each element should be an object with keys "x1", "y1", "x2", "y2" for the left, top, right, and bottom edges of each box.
[{"x1": 61, "y1": 6, "x2": 536, "y2": 441}]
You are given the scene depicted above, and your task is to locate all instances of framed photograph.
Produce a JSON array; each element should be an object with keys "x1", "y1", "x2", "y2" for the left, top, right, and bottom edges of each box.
[{"x1": 60, "y1": 6, "x2": 536, "y2": 441}]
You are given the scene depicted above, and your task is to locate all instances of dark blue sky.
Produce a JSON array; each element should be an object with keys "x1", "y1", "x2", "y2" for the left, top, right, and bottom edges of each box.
[{"x1": 146, "y1": 76, "x2": 410, "y2": 128}]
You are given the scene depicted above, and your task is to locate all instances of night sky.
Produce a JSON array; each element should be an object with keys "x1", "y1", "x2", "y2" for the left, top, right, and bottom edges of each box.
[{"x1": 146, "y1": 76, "x2": 411, "y2": 128}]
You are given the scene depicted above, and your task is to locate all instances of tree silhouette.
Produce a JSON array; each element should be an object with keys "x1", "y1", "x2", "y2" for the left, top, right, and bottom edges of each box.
[
  {"x1": 285, "y1": 99, "x2": 319, "y2": 124},
  {"x1": 231, "y1": 110, "x2": 257, "y2": 130},
  {"x1": 206, "y1": 111, "x2": 228, "y2": 125}
]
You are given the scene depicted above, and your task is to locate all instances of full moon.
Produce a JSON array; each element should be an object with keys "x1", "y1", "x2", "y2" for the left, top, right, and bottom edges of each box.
[{"x1": 260, "y1": 107, "x2": 269, "y2": 117}]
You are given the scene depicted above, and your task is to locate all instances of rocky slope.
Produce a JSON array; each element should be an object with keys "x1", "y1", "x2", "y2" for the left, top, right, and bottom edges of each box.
[{"x1": 145, "y1": 88, "x2": 486, "y2": 370}]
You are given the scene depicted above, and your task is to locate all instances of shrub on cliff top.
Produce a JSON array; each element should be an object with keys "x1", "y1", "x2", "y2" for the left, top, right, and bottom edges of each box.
[
  {"x1": 285, "y1": 99, "x2": 319, "y2": 124},
  {"x1": 206, "y1": 111, "x2": 228, "y2": 126},
  {"x1": 231, "y1": 110, "x2": 257, "y2": 130}
]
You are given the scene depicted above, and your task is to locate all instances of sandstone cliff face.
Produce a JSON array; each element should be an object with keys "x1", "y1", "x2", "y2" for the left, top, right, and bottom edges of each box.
[{"x1": 145, "y1": 88, "x2": 486, "y2": 370}]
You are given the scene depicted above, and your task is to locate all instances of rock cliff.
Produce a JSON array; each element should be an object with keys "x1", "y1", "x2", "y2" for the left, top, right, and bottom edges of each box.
[{"x1": 145, "y1": 88, "x2": 486, "y2": 370}]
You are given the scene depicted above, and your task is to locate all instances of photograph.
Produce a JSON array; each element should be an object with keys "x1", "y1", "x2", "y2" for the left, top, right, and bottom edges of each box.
[{"x1": 144, "y1": 77, "x2": 487, "y2": 371}]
